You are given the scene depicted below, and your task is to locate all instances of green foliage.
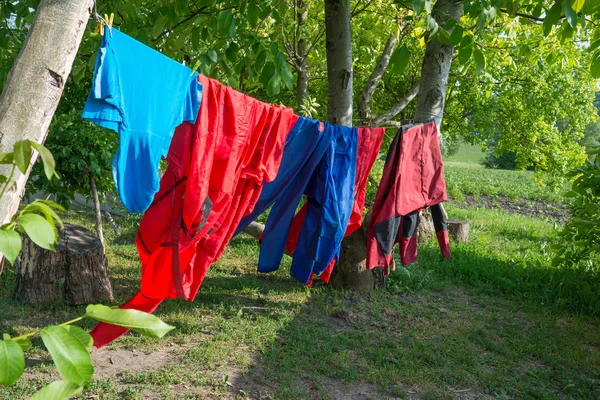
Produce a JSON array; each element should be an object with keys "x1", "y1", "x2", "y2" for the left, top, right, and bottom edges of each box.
[
  {"x1": 29, "y1": 381, "x2": 83, "y2": 400},
  {"x1": 0, "y1": 305, "x2": 175, "y2": 399},
  {"x1": 444, "y1": 30, "x2": 598, "y2": 181},
  {"x1": 0, "y1": 338, "x2": 24, "y2": 387},
  {"x1": 0, "y1": 140, "x2": 63, "y2": 264},
  {"x1": 40, "y1": 326, "x2": 94, "y2": 386},
  {"x1": 555, "y1": 144, "x2": 600, "y2": 268},
  {"x1": 84, "y1": 304, "x2": 176, "y2": 338}
]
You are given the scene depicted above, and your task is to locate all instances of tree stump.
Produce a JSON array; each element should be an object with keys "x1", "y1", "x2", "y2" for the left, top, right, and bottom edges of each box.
[
  {"x1": 14, "y1": 223, "x2": 113, "y2": 306},
  {"x1": 447, "y1": 219, "x2": 470, "y2": 243}
]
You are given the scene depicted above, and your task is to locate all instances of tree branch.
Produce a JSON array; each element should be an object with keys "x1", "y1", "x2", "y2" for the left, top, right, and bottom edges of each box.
[
  {"x1": 152, "y1": 6, "x2": 237, "y2": 42},
  {"x1": 305, "y1": 27, "x2": 325, "y2": 58},
  {"x1": 371, "y1": 83, "x2": 420, "y2": 126},
  {"x1": 358, "y1": 32, "x2": 399, "y2": 125}
]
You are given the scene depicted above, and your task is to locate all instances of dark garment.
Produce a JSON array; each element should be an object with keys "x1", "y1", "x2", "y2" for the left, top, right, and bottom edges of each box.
[
  {"x1": 234, "y1": 120, "x2": 358, "y2": 285},
  {"x1": 366, "y1": 121, "x2": 450, "y2": 273}
]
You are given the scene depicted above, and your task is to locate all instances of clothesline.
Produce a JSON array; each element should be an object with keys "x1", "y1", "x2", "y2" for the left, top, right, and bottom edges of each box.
[{"x1": 83, "y1": 27, "x2": 451, "y2": 349}]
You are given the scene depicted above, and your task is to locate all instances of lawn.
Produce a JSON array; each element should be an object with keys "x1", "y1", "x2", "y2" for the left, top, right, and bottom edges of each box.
[{"x1": 1, "y1": 161, "x2": 599, "y2": 399}]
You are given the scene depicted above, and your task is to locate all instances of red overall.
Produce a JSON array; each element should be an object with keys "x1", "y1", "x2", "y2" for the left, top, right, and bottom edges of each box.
[
  {"x1": 366, "y1": 121, "x2": 450, "y2": 274},
  {"x1": 283, "y1": 127, "x2": 385, "y2": 285},
  {"x1": 90, "y1": 75, "x2": 297, "y2": 347}
]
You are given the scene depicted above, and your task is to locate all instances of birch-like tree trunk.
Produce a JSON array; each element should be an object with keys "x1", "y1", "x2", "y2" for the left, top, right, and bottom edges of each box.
[
  {"x1": 324, "y1": 0, "x2": 353, "y2": 126},
  {"x1": 323, "y1": 0, "x2": 374, "y2": 291},
  {"x1": 413, "y1": 0, "x2": 463, "y2": 127},
  {"x1": 0, "y1": 0, "x2": 94, "y2": 226}
]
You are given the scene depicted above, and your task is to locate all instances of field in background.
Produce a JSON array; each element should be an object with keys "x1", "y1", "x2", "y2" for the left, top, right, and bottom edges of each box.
[
  {"x1": 1, "y1": 144, "x2": 598, "y2": 400},
  {"x1": 443, "y1": 143, "x2": 486, "y2": 165}
]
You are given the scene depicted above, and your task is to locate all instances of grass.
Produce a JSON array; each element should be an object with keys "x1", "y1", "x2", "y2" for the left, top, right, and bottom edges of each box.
[
  {"x1": 1, "y1": 160, "x2": 598, "y2": 399},
  {"x1": 444, "y1": 144, "x2": 485, "y2": 165}
]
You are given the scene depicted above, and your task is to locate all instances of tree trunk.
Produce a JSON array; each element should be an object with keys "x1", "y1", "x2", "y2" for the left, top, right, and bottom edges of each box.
[
  {"x1": 14, "y1": 223, "x2": 113, "y2": 306},
  {"x1": 324, "y1": 0, "x2": 353, "y2": 126},
  {"x1": 358, "y1": 33, "x2": 398, "y2": 126},
  {"x1": 323, "y1": 0, "x2": 375, "y2": 291},
  {"x1": 448, "y1": 219, "x2": 470, "y2": 243},
  {"x1": 413, "y1": 0, "x2": 463, "y2": 128},
  {"x1": 296, "y1": 0, "x2": 309, "y2": 113},
  {"x1": 0, "y1": 0, "x2": 94, "y2": 227},
  {"x1": 90, "y1": 175, "x2": 105, "y2": 250}
]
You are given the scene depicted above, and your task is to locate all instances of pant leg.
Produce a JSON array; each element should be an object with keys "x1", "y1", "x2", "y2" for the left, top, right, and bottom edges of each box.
[
  {"x1": 430, "y1": 203, "x2": 451, "y2": 259},
  {"x1": 290, "y1": 124, "x2": 358, "y2": 283},
  {"x1": 257, "y1": 125, "x2": 333, "y2": 273}
]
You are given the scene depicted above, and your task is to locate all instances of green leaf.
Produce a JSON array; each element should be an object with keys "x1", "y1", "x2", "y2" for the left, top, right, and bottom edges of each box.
[
  {"x1": 63, "y1": 326, "x2": 93, "y2": 349},
  {"x1": 0, "y1": 339, "x2": 25, "y2": 386},
  {"x1": 248, "y1": 2, "x2": 260, "y2": 27},
  {"x1": 217, "y1": 10, "x2": 234, "y2": 36},
  {"x1": 40, "y1": 326, "x2": 93, "y2": 386},
  {"x1": 85, "y1": 304, "x2": 175, "y2": 339},
  {"x1": 543, "y1": 2, "x2": 563, "y2": 37},
  {"x1": 13, "y1": 337, "x2": 31, "y2": 351},
  {"x1": 0, "y1": 228, "x2": 21, "y2": 265},
  {"x1": 280, "y1": 63, "x2": 294, "y2": 91},
  {"x1": 564, "y1": 0, "x2": 578, "y2": 28},
  {"x1": 152, "y1": 15, "x2": 169, "y2": 39},
  {"x1": 30, "y1": 141, "x2": 55, "y2": 180},
  {"x1": 388, "y1": 45, "x2": 410, "y2": 75},
  {"x1": 474, "y1": 49, "x2": 486, "y2": 75},
  {"x1": 572, "y1": 0, "x2": 585, "y2": 12},
  {"x1": 30, "y1": 380, "x2": 83, "y2": 400},
  {"x1": 0, "y1": 152, "x2": 13, "y2": 164},
  {"x1": 458, "y1": 36, "x2": 473, "y2": 65},
  {"x1": 450, "y1": 25, "x2": 463, "y2": 46},
  {"x1": 24, "y1": 201, "x2": 62, "y2": 233},
  {"x1": 266, "y1": 72, "x2": 281, "y2": 96},
  {"x1": 591, "y1": 52, "x2": 600, "y2": 78},
  {"x1": 564, "y1": 0, "x2": 577, "y2": 28},
  {"x1": 207, "y1": 49, "x2": 218, "y2": 63},
  {"x1": 438, "y1": 29, "x2": 451, "y2": 45},
  {"x1": 17, "y1": 213, "x2": 56, "y2": 251},
  {"x1": 412, "y1": 0, "x2": 425, "y2": 15},
  {"x1": 13, "y1": 140, "x2": 32, "y2": 174}
]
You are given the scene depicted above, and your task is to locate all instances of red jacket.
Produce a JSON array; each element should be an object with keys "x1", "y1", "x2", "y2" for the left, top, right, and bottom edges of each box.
[{"x1": 366, "y1": 121, "x2": 450, "y2": 273}]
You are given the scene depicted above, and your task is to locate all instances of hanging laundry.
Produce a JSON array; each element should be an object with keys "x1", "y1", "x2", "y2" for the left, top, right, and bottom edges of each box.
[
  {"x1": 283, "y1": 127, "x2": 385, "y2": 285},
  {"x1": 82, "y1": 28, "x2": 202, "y2": 213},
  {"x1": 366, "y1": 121, "x2": 451, "y2": 273},
  {"x1": 234, "y1": 120, "x2": 358, "y2": 284},
  {"x1": 90, "y1": 75, "x2": 297, "y2": 348}
]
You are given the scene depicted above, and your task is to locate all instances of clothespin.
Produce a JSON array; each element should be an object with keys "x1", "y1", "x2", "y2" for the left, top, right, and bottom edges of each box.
[{"x1": 94, "y1": 12, "x2": 114, "y2": 36}]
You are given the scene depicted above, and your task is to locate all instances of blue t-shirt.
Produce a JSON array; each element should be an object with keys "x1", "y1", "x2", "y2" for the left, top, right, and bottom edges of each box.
[{"x1": 82, "y1": 28, "x2": 202, "y2": 213}]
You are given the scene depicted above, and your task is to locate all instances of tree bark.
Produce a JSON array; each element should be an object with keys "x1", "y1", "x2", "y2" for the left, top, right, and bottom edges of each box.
[
  {"x1": 323, "y1": 0, "x2": 376, "y2": 291},
  {"x1": 0, "y1": 0, "x2": 94, "y2": 227},
  {"x1": 14, "y1": 223, "x2": 113, "y2": 306},
  {"x1": 324, "y1": 0, "x2": 353, "y2": 126},
  {"x1": 90, "y1": 175, "x2": 105, "y2": 250},
  {"x1": 358, "y1": 33, "x2": 398, "y2": 126},
  {"x1": 296, "y1": 0, "x2": 309, "y2": 113},
  {"x1": 371, "y1": 83, "x2": 420, "y2": 126},
  {"x1": 413, "y1": 0, "x2": 463, "y2": 128}
]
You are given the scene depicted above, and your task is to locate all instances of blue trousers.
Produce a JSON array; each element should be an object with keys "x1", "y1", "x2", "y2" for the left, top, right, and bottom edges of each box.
[{"x1": 235, "y1": 117, "x2": 358, "y2": 284}]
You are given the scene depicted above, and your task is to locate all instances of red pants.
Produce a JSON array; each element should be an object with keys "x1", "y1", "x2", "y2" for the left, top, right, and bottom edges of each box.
[
  {"x1": 283, "y1": 127, "x2": 385, "y2": 285},
  {"x1": 91, "y1": 75, "x2": 297, "y2": 347}
]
